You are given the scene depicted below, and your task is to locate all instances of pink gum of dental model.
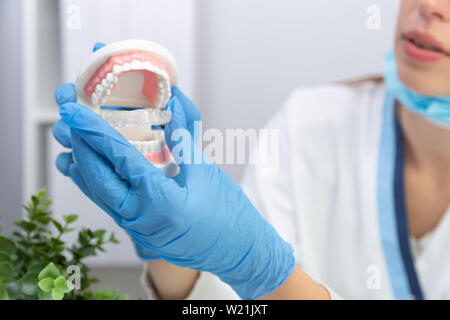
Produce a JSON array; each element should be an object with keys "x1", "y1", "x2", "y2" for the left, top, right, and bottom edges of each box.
[
  {"x1": 84, "y1": 51, "x2": 172, "y2": 107},
  {"x1": 144, "y1": 145, "x2": 172, "y2": 164}
]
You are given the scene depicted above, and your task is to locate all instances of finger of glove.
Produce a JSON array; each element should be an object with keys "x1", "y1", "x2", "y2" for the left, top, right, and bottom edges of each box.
[
  {"x1": 171, "y1": 86, "x2": 201, "y2": 136},
  {"x1": 55, "y1": 83, "x2": 77, "y2": 105},
  {"x1": 165, "y1": 97, "x2": 193, "y2": 169},
  {"x1": 70, "y1": 130, "x2": 133, "y2": 218},
  {"x1": 93, "y1": 42, "x2": 106, "y2": 52},
  {"x1": 55, "y1": 152, "x2": 74, "y2": 177},
  {"x1": 68, "y1": 162, "x2": 125, "y2": 225},
  {"x1": 165, "y1": 97, "x2": 208, "y2": 173},
  {"x1": 60, "y1": 102, "x2": 166, "y2": 186},
  {"x1": 70, "y1": 129, "x2": 178, "y2": 221},
  {"x1": 60, "y1": 153, "x2": 124, "y2": 225},
  {"x1": 53, "y1": 119, "x2": 72, "y2": 148},
  {"x1": 70, "y1": 163, "x2": 159, "y2": 260}
]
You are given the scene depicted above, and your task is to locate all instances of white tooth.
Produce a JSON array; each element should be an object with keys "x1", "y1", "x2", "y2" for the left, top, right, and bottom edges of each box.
[
  {"x1": 113, "y1": 75, "x2": 119, "y2": 83},
  {"x1": 95, "y1": 84, "x2": 103, "y2": 94},
  {"x1": 155, "y1": 109, "x2": 162, "y2": 122},
  {"x1": 143, "y1": 61, "x2": 152, "y2": 70},
  {"x1": 164, "y1": 80, "x2": 170, "y2": 89},
  {"x1": 158, "y1": 80, "x2": 164, "y2": 89},
  {"x1": 113, "y1": 65, "x2": 122, "y2": 75},
  {"x1": 148, "y1": 141, "x2": 155, "y2": 154},
  {"x1": 155, "y1": 139, "x2": 162, "y2": 153},
  {"x1": 132, "y1": 59, "x2": 142, "y2": 70},
  {"x1": 154, "y1": 98, "x2": 161, "y2": 110},
  {"x1": 161, "y1": 71, "x2": 170, "y2": 81},
  {"x1": 134, "y1": 142, "x2": 143, "y2": 153},
  {"x1": 92, "y1": 92, "x2": 98, "y2": 101},
  {"x1": 100, "y1": 97, "x2": 107, "y2": 106},
  {"x1": 105, "y1": 89, "x2": 111, "y2": 96},
  {"x1": 102, "y1": 79, "x2": 108, "y2": 88},
  {"x1": 123, "y1": 63, "x2": 131, "y2": 72},
  {"x1": 106, "y1": 73, "x2": 114, "y2": 82}
]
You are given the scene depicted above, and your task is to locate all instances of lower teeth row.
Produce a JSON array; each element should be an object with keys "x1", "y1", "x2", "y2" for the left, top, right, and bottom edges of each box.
[{"x1": 131, "y1": 139, "x2": 166, "y2": 155}]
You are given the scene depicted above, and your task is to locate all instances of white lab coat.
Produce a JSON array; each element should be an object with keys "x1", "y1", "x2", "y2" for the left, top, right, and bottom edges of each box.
[{"x1": 142, "y1": 80, "x2": 450, "y2": 300}]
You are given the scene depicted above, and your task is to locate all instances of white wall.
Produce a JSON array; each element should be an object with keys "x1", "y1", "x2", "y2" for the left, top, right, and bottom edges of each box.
[{"x1": 0, "y1": 0, "x2": 24, "y2": 234}]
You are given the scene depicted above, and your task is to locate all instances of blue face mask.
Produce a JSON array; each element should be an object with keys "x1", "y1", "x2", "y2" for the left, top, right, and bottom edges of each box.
[{"x1": 384, "y1": 50, "x2": 450, "y2": 129}]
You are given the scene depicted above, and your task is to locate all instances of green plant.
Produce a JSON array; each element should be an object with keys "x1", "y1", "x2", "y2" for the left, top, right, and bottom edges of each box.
[{"x1": 0, "y1": 189, "x2": 127, "y2": 300}]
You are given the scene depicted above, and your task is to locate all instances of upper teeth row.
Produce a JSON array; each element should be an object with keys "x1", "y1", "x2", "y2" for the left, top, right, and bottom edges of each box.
[{"x1": 91, "y1": 59, "x2": 171, "y2": 109}]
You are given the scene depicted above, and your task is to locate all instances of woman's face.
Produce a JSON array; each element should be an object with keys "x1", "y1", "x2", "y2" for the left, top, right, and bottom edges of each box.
[{"x1": 395, "y1": 0, "x2": 450, "y2": 96}]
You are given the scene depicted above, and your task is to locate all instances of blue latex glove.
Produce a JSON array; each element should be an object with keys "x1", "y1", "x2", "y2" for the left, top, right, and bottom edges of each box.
[
  {"x1": 54, "y1": 52, "x2": 294, "y2": 302},
  {"x1": 54, "y1": 83, "x2": 163, "y2": 261},
  {"x1": 53, "y1": 42, "x2": 164, "y2": 261}
]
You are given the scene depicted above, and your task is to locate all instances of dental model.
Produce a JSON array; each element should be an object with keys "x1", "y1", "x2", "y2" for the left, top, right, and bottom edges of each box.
[{"x1": 76, "y1": 39, "x2": 180, "y2": 177}]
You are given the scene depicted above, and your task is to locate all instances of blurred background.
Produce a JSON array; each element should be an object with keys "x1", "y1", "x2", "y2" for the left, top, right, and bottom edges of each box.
[{"x1": 0, "y1": 0, "x2": 400, "y2": 298}]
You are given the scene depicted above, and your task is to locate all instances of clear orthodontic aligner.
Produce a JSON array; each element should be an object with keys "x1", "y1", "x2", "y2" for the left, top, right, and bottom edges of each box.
[{"x1": 100, "y1": 108, "x2": 172, "y2": 127}]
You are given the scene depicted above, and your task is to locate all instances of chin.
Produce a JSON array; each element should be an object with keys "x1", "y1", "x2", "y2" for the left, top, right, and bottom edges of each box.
[{"x1": 395, "y1": 44, "x2": 450, "y2": 97}]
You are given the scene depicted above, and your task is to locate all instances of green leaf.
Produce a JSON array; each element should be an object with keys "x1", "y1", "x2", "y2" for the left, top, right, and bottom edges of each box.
[
  {"x1": 19, "y1": 273, "x2": 38, "y2": 296},
  {"x1": 0, "y1": 262, "x2": 14, "y2": 282},
  {"x1": 11, "y1": 231, "x2": 26, "y2": 241},
  {"x1": 51, "y1": 238, "x2": 65, "y2": 247},
  {"x1": 36, "y1": 189, "x2": 46, "y2": 199},
  {"x1": 39, "y1": 199, "x2": 52, "y2": 211},
  {"x1": 14, "y1": 221, "x2": 37, "y2": 233},
  {"x1": 33, "y1": 214, "x2": 51, "y2": 225},
  {"x1": 51, "y1": 287, "x2": 64, "y2": 300},
  {"x1": 31, "y1": 244, "x2": 50, "y2": 258},
  {"x1": 38, "y1": 278, "x2": 54, "y2": 292},
  {"x1": 0, "y1": 284, "x2": 8, "y2": 300},
  {"x1": 37, "y1": 287, "x2": 52, "y2": 300},
  {"x1": 109, "y1": 233, "x2": 119, "y2": 244},
  {"x1": 0, "y1": 252, "x2": 11, "y2": 263},
  {"x1": 62, "y1": 227, "x2": 75, "y2": 233},
  {"x1": 51, "y1": 220, "x2": 63, "y2": 234},
  {"x1": 31, "y1": 195, "x2": 39, "y2": 207},
  {"x1": 93, "y1": 230, "x2": 106, "y2": 239},
  {"x1": 28, "y1": 261, "x2": 50, "y2": 275},
  {"x1": 38, "y1": 262, "x2": 60, "y2": 280},
  {"x1": 88, "y1": 277, "x2": 100, "y2": 284},
  {"x1": 63, "y1": 214, "x2": 78, "y2": 224},
  {"x1": 54, "y1": 276, "x2": 73, "y2": 293},
  {"x1": 79, "y1": 246, "x2": 96, "y2": 257},
  {"x1": 0, "y1": 236, "x2": 15, "y2": 255},
  {"x1": 78, "y1": 231, "x2": 89, "y2": 246}
]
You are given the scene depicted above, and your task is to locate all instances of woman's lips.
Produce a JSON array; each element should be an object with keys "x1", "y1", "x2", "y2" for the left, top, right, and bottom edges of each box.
[{"x1": 402, "y1": 30, "x2": 450, "y2": 63}]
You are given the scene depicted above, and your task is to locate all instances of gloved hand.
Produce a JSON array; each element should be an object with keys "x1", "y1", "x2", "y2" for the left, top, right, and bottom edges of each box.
[
  {"x1": 53, "y1": 83, "x2": 163, "y2": 261},
  {"x1": 53, "y1": 42, "x2": 164, "y2": 261},
  {"x1": 54, "y1": 55, "x2": 294, "y2": 302}
]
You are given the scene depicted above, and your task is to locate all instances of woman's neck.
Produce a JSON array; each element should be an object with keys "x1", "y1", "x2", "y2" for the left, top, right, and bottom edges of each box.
[
  {"x1": 397, "y1": 102, "x2": 450, "y2": 178},
  {"x1": 397, "y1": 102, "x2": 450, "y2": 238}
]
